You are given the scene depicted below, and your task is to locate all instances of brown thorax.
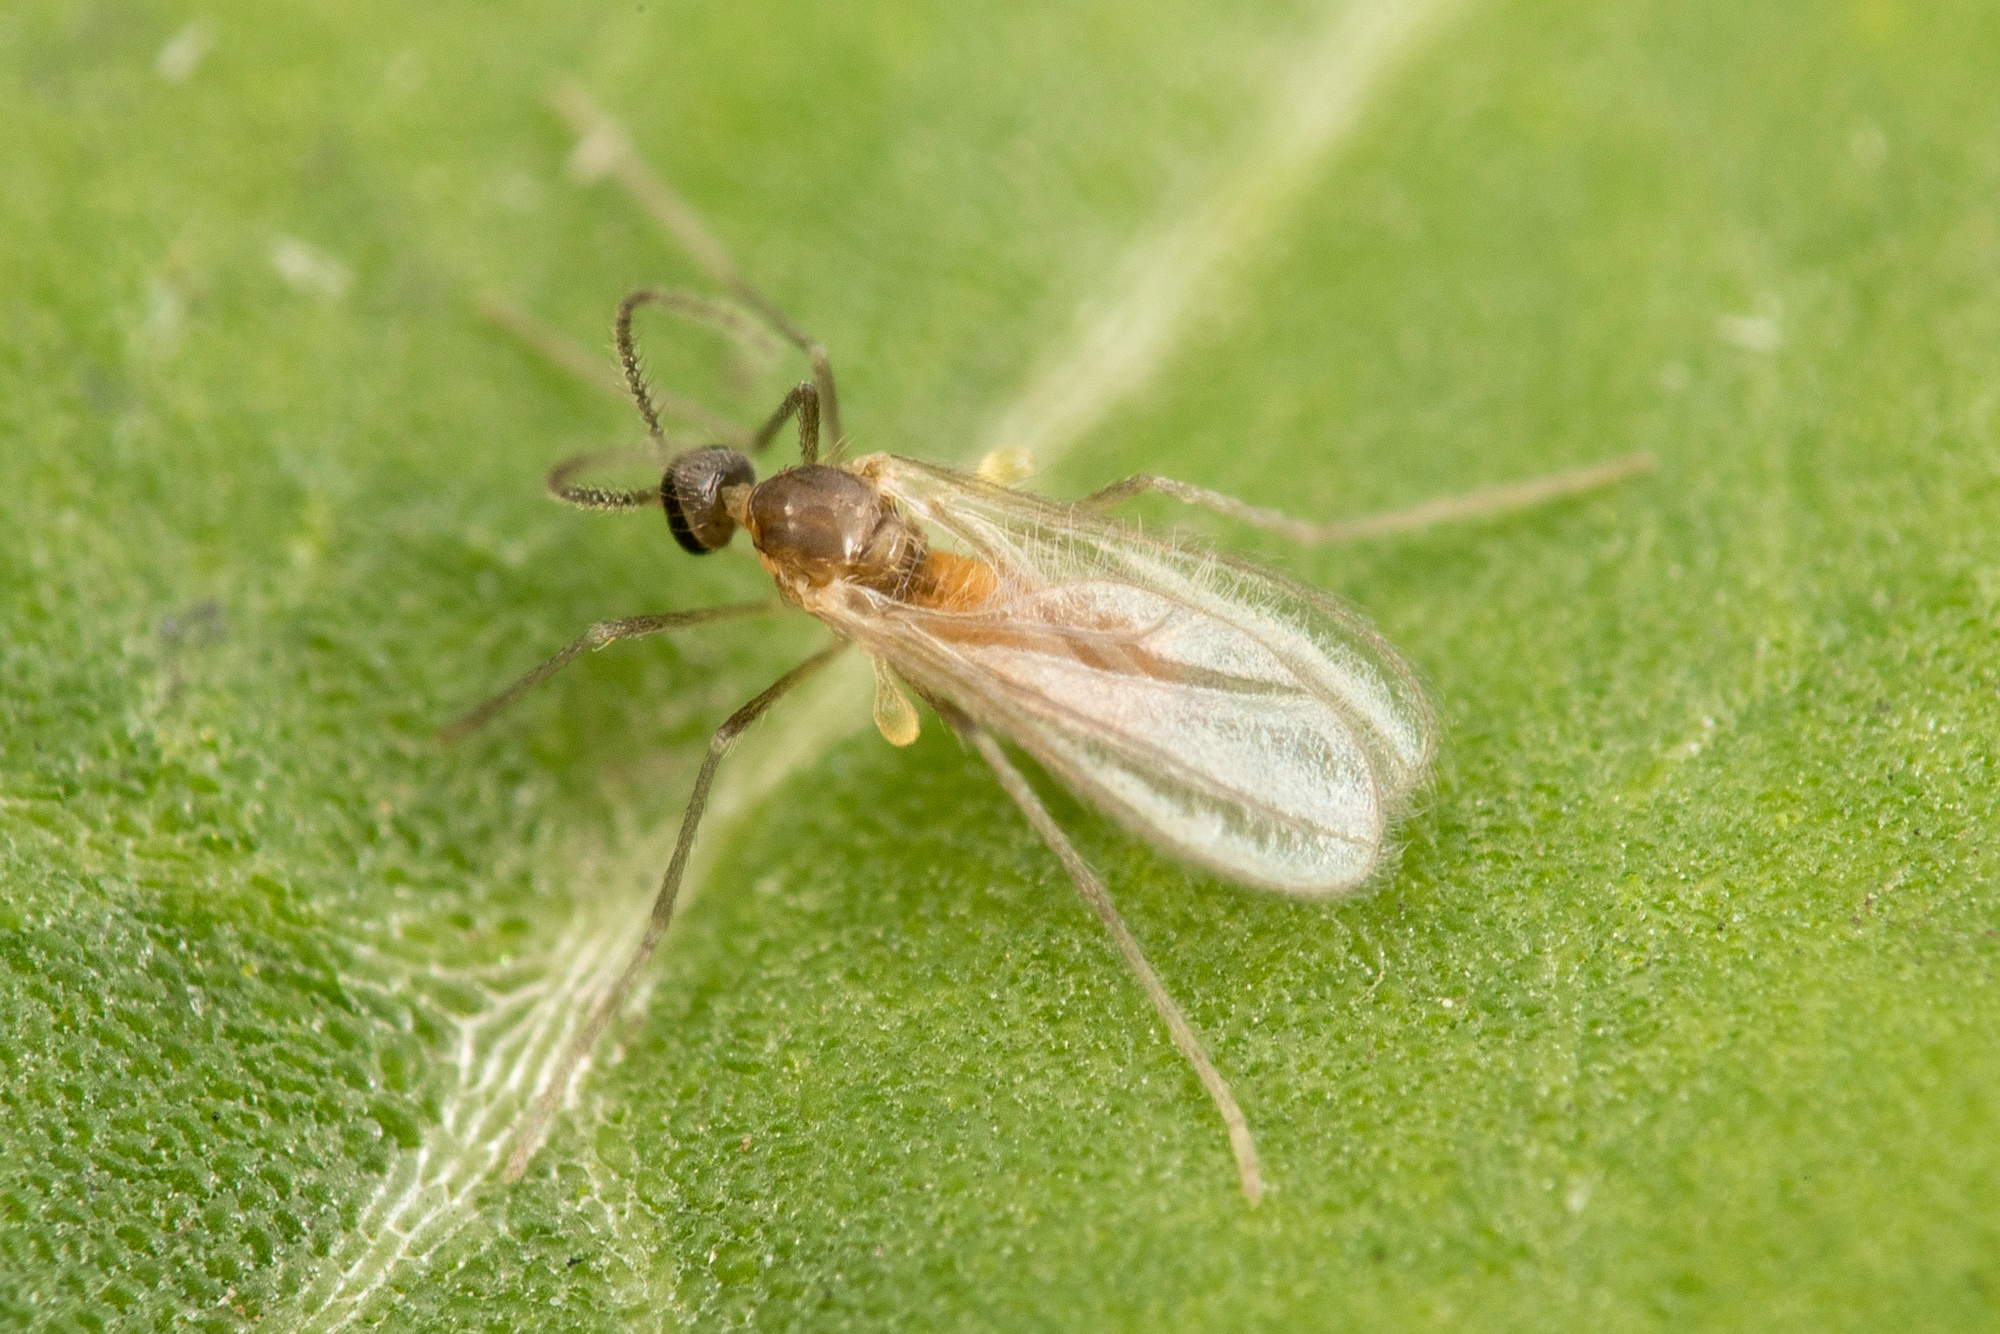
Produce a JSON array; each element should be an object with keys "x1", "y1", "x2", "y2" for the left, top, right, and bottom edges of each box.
[{"x1": 721, "y1": 463, "x2": 928, "y2": 603}]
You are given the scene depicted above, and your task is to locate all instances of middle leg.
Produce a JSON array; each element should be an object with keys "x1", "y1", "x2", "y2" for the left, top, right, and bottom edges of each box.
[
  {"x1": 502, "y1": 639, "x2": 848, "y2": 1180},
  {"x1": 439, "y1": 603, "x2": 785, "y2": 744}
]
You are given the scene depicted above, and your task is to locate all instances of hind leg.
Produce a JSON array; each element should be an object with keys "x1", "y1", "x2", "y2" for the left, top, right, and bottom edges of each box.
[
  {"x1": 966, "y1": 726, "x2": 1264, "y2": 1205},
  {"x1": 1080, "y1": 451, "x2": 1654, "y2": 543}
]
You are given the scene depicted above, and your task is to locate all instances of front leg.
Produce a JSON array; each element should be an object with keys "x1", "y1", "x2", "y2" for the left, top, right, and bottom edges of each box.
[{"x1": 750, "y1": 381, "x2": 823, "y2": 463}]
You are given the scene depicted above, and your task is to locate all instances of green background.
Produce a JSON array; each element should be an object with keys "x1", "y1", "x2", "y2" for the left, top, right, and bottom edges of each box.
[{"x1": 4, "y1": 0, "x2": 1996, "y2": 1329}]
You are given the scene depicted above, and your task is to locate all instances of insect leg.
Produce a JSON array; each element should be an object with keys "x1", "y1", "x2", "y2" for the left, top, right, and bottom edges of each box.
[
  {"x1": 549, "y1": 79, "x2": 844, "y2": 451},
  {"x1": 749, "y1": 381, "x2": 821, "y2": 463},
  {"x1": 439, "y1": 603, "x2": 785, "y2": 744},
  {"x1": 480, "y1": 288, "x2": 753, "y2": 449},
  {"x1": 966, "y1": 727, "x2": 1264, "y2": 1205},
  {"x1": 477, "y1": 289, "x2": 625, "y2": 397},
  {"x1": 616, "y1": 289, "x2": 779, "y2": 453},
  {"x1": 502, "y1": 640, "x2": 847, "y2": 1181},
  {"x1": 1078, "y1": 451, "x2": 1654, "y2": 544}
]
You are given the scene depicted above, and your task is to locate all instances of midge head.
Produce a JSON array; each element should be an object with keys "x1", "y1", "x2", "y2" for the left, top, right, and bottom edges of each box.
[
  {"x1": 550, "y1": 287, "x2": 929, "y2": 594},
  {"x1": 661, "y1": 445, "x2": 754, "y2": 554}
]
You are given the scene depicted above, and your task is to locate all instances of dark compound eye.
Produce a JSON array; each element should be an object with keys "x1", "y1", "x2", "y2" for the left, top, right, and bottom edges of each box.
[{"x1": 663, "y1": 447, "x2": 756, "y2": 554}]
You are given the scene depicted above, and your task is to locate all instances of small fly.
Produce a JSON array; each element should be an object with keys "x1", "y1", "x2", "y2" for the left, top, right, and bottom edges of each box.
[{"x1": 450, "y1": 86, "x2": 1651, "y2": 1203}]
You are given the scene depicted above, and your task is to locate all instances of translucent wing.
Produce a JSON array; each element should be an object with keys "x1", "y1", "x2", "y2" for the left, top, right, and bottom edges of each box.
[{"x1": 813, "y1": 454, "x2": 1438, "y2": 896}]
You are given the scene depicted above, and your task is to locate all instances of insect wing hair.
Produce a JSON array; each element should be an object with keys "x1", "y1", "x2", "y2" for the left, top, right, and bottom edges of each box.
[{"x1": 823, "y1": 456, "x2": 1438, "y2": 896}]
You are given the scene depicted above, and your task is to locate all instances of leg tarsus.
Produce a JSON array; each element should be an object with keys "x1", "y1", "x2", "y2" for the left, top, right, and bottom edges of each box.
[
  {"x1": 501, "y1": 641, "x2": 846, "y2": 1182},
  {"x1": 616, "y1": 290, "x2": 767, "y2": 452},
  {"x1": 615, "y1": 287, "x2": 782, "y2": 370},
  {"x1": 477, "y1": 289, "x2": 625, "y2": 397},
  {"x1": 966, "y1": 728, "x2": 1264, "y2": 1205},
  {"x1": 439, "y1": 603, "x2": 783, "y2": 744},
  {"x1": 550, "y1": 80, "x2": 844, "y2": 449},
  {"x1": 1080, "y1": 451, "x2": 1655, "y2": 544},
  {"x1": 480, "y1": 285, "x2": 755, "y2": 447}
]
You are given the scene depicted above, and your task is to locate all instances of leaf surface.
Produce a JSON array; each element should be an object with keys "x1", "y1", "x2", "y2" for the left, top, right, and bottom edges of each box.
[{"x1": 3, "y1": 0, "x2": 1996, "y2": 1329}]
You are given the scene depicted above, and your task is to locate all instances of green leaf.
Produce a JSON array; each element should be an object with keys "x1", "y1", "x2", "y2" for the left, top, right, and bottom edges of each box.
[{"x1": 5, "y1": 0, "x2": 1997, "y2": 1329}]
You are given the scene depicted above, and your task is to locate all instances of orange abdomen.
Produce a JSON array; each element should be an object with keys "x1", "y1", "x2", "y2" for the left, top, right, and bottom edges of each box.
[{"x1": 908, "y1": 550, "x2": 998, "y2": 611}]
